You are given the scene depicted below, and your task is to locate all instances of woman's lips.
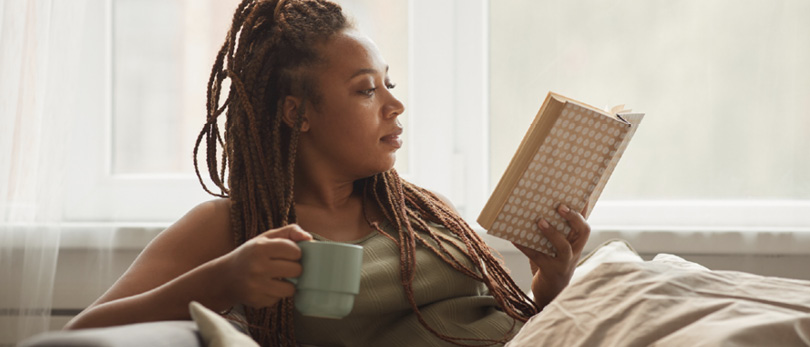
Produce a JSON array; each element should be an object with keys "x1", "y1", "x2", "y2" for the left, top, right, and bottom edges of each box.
[
  {"x1": 381, "y1": 127, "x2": 404, "y2": 148},
  {"x1": 381, "y1": 135, "x2": 403, "y2": 149}
]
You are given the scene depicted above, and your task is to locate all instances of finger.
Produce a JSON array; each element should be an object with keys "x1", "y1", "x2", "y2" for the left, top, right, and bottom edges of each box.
[
  {"x1": 260, "y1": 224, "x2": 313, "y2": 242},
  {"x1": 557, "y1": 204, "x2": 591, "y2": 256},
  {"x1": 528, "y1": 259, "x2": 538, "y2": 275},
  {"x1": 513, "y1": 242, "x2": 547, "y2": 265},
  {"x1": 255, "y1": 238, "x2": 304, "y2": 261},
  {"x1": 267, "y1": 259, "x2": 303, "y2": 278},
  {"x1": 265, "y1": 278, "x2": 296, "y2": 299},
  {"x1": 513, "y1": 242, "x2": 541, "y2": 259},
  {"x1": 540, "y1": 220, "x2": 572, "y2": 260},
  {"x1": 570, "y1": 224, "x2": 590, "y2": 254},
  {"x1": 513, "y1": 242, "x2": 548, "y2": 276}
]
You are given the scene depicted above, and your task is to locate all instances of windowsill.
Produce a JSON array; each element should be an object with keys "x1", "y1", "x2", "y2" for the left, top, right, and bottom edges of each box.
[
  {"x1": 479, "y1": 226, "x2": 810, "y2": 256},
  {"x1": 2, "y1": 223, "x2": 164, "y2": 251},
  {"x1": 58, "y1": 223, "x2": 165, "y2": 251}
]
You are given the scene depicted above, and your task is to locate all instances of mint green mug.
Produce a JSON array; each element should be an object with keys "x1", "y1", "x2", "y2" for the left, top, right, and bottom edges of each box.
[{"x1": 289, "y1": 241, "x2": 363, "y2": 319}]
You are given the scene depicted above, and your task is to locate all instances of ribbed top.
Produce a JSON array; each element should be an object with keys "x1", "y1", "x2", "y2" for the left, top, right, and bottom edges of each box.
[{"x1": 295, "y1": 221, "x2": 523, "y2": 346}]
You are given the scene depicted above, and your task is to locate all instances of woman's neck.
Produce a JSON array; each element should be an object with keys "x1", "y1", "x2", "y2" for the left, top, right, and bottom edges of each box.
[
  {"x1": 292, "y1": 166, "x2": 359, "y2": 211},
  {"x1": 293, "y1": 178, "x2": 379, "y2": 242}
]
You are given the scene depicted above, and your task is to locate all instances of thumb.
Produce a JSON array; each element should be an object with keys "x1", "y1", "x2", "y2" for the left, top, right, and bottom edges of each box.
[
  {"x1": 513, "y1": 242, "x2": 540, "y2": 275},
  {"x1": 513, "y1": 242, "x2": 542, "y2": 263},
  {"x1": 513, "y1": 241, "x2": 555, "y2": 269},
  {"x1": 261, "y1": 224, "x2": 313, "y2": 242}
]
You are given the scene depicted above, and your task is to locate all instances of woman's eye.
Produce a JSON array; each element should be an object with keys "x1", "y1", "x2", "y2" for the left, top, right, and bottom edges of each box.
[{"x1": 359, "y1": 81, "x2": 395, "y2": 97}]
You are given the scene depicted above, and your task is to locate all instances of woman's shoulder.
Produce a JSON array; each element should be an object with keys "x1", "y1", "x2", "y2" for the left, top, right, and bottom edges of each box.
[
  {"x1": 194, "y1": 197, "x2": 233, "y2": 232},
  {"x1": 193, "y1": 197, "x2": 233, "y2": 219},
  {"x1": 154, "y1": 198, "x2": 236, "y2": 255},
  {"x1": 181, "y1": 198, "x2": 233, "y2": 232},
  {"x1": 427, "y1": 189, "x2": 460, "y2": 215}
]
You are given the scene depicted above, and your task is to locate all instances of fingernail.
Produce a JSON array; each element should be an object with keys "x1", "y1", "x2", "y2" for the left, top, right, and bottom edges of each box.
[
  {"x1": 539, "y1": 219, "x2": 550, "y2": 228},
  {"x1": 560, "y1": 204, "x2": 570, "y2": 214}
]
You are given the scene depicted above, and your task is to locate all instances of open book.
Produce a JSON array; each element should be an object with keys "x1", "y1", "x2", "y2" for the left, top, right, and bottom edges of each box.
[{"x1": 478, "y1": 92, "x2": 644, "y2": 254}]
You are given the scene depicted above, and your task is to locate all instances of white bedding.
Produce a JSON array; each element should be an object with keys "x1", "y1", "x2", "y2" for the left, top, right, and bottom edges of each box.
[{"x1": 509, "y1": 251, "x2": 810, "y2": 346}]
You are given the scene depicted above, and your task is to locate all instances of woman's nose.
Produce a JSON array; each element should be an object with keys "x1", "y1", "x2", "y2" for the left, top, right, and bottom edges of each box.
[{"x1": 385, "y1": 91, "x2": 405, "y2": 119}]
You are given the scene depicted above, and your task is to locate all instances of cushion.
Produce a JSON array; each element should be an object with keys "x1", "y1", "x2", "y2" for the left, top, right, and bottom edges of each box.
[
  {"x1": 188, "y1": 301, "x2": 258, "y2": 347},
  {"x1": 18, "y1": 320, "x2": 201, "y2": 347},
  {"x1": 570, "y1": 238, "x2": 643, "y2": 284}
]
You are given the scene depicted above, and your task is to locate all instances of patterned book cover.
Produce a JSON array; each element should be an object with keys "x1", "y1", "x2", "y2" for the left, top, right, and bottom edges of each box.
[{"x1": 478, "y1": 92, "x2": 643, "y2": 255}]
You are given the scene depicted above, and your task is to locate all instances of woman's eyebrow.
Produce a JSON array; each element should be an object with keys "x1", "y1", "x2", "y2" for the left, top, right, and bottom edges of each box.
[{"x1": 346, "y1": 65, "x2": 389, "y2": 81}]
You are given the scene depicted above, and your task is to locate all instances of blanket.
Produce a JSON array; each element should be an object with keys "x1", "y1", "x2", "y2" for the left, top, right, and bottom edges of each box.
[{"x1": 508, "y1": 254, "x2": 810, "y2": 346}]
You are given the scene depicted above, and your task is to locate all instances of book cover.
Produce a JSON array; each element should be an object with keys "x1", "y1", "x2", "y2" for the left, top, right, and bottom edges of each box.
[{"x1": 478, "y1": 92, "x2": 644, "y2": 255}]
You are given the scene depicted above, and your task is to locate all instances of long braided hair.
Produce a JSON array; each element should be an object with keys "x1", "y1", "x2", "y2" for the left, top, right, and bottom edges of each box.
[{"x1": 193, "y1": 0, "x2": 539, "y2": 345}]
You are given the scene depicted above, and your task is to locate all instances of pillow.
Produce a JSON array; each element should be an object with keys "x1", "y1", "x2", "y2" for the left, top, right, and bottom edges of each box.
[
  {"x1": 189, "y1": 301, "x2": 259, "y2": 347},
  {"x1": 508, "y1": 254, "x2": 810, "y2": 346},
  {"x1": 651, "y1": 253, "x2": 710, "y2": 271},
  {"x1": 570, "y1": 238, "x2": 643, "y2": 285},
  {"x1": 18, "y1": 321, "x2": 201, "y2": 347}
]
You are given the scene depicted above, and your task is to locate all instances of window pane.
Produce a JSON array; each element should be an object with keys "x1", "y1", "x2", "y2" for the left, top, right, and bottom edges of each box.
[
  {"x1": 112, "y1": 0, "x2": 410, "y2": 175},
  {"x1": 112, "y1": 0, "x2": 239, "y2": 174},
  {"x1": 490, "y1": 0, "x2": 810, "y2": 199}
]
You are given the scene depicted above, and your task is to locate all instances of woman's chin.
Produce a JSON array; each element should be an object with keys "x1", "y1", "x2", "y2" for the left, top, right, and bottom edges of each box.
[
  {"x1": 383, "y1": 156, "x2": 397, "y2": 173},
  {"x1": 364, "y1": 158, "x2": 397, "y2": 178}
]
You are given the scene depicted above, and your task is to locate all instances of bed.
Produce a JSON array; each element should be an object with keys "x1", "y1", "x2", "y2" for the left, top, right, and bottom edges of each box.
[
  {"x1": 508, "y1": 240, "x2": 810, "y2": 346},
  {"x1": 20, "y1": 240, "x2": 810, "y2": 346}
]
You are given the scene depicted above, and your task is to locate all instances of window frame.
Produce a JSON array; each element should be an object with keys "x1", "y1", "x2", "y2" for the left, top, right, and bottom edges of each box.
[{"x1": 65, "y1": 0, "x2": 213, "y2": 222}]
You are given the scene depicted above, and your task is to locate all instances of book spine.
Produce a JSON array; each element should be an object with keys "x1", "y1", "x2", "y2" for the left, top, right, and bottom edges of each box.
[{"x1": 477, "y1": 94, "x2": 564, "y2": 229}]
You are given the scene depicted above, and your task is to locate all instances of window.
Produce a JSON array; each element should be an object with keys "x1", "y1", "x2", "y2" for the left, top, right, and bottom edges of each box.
[
  {"x1": 111, "y1": 0, "x2": 412, "y2": 176},
  {"x1": 489, "y1": 0, "x2": 810, "y2": 229},
  {"x1": 111, "y1": 0, "x2": 237, "y2": 174},
  {"x1": 67, "y1": 0, "x2": 810, "y2": 230},
  {"x1": 67, "y1": 0, "x2": 241, "y2": 221},
  {"x1": 66, "y1": 0, "x2": 422, "y2": 222}
]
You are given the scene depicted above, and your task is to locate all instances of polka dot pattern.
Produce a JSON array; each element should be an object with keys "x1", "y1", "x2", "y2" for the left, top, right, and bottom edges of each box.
[{"x1": 488, "y1": 103, "x2": 631, "y2": 256}]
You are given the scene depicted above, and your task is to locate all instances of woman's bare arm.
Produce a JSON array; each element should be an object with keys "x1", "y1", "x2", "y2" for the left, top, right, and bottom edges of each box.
[
  {"x1": 64, "y1": 199, "x2": 313, "y2": 330},
  {"x1": 64, "y1": 199, "x2": 236, "y2": 329}
]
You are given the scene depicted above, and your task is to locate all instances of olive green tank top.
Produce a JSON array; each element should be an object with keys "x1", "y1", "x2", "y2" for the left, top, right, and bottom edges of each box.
[{"x1": 295, "y1": 221, "x2": 523, "y2": 346}]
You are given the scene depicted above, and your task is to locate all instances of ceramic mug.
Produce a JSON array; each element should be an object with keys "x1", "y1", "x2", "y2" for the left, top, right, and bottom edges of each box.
[{"x1": 288, "y1": 241, "x2": 363, "y2": 319}]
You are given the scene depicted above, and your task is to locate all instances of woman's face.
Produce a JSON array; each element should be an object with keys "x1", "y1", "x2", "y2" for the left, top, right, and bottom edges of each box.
[{"x1": 298, "y1": 29, "x2": 405, "y2": 180}]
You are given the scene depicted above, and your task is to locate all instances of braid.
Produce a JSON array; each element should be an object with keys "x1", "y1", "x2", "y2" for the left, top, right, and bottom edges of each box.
[
  {"x1": 193, "y1": 0, "x2": 537, "y2": 345},
  {"x1": 365, "y1": 171, "x2": 537, "y2": 346},
  {"x1": 194, "y1": 0, "x2": 350, "y2": 345}
]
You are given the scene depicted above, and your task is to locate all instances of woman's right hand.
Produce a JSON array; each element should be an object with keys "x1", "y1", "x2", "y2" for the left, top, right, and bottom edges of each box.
[{"x1": 218, "y1": 224, "x2": 313, "y2": 309}]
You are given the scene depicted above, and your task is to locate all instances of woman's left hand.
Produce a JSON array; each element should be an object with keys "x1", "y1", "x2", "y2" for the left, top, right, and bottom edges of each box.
[{"x1": 513, "y1": 203, "x2": 591, "y2": 308}]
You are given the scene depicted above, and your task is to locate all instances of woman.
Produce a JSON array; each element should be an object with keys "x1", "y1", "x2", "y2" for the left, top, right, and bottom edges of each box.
[{"x1": 65, "y1": 0, "x2": 591, "y2": 345}]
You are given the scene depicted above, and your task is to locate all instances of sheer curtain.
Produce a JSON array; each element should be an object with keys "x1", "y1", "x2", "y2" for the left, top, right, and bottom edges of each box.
[{"x1": 1, "y1": 0, "x2": 89, "y2": 344}]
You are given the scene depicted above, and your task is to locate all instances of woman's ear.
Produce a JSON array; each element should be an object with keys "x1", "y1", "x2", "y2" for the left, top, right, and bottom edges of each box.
[{"x1": 281, "y1": 95, "x2": 311, "y2": 132}]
